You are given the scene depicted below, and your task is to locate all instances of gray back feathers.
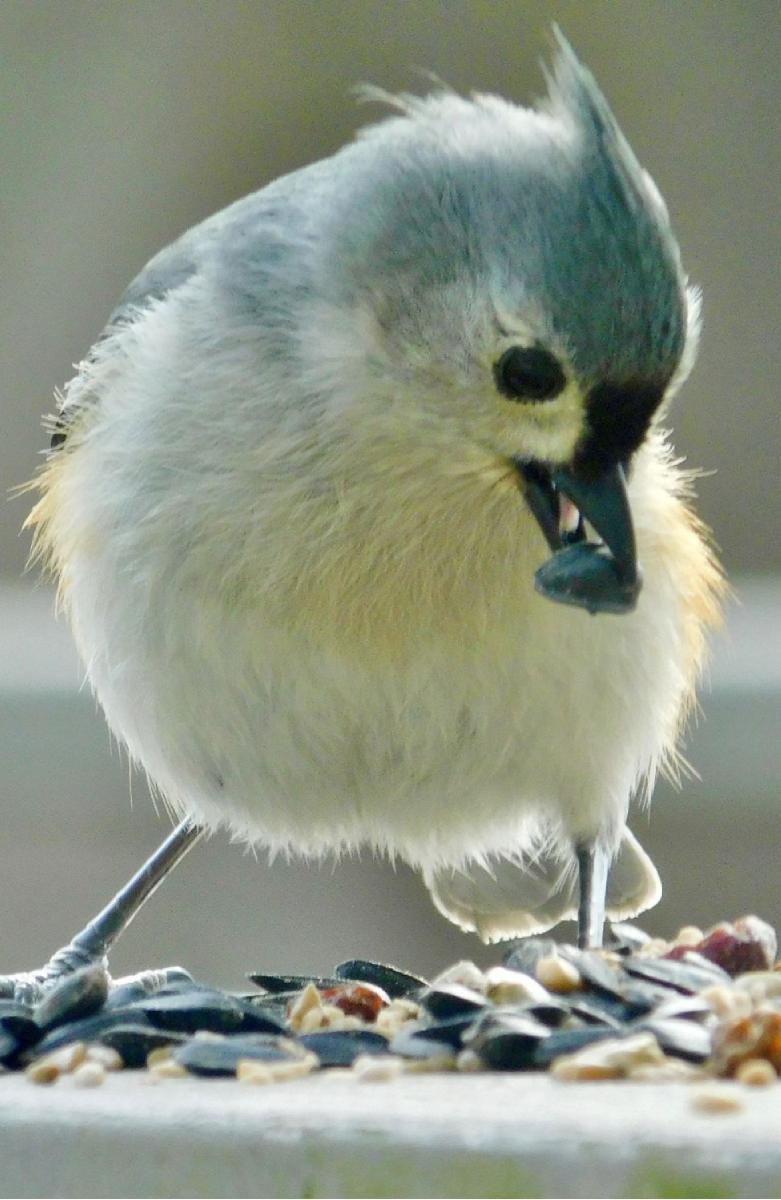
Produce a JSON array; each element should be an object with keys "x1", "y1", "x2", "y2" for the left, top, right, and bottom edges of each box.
[{"x1": 58, "y1": 33, "x2": 689, "y2": 436}]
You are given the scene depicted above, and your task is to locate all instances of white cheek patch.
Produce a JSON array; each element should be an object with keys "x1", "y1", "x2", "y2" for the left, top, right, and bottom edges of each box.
[{"x1": 497, "y1": 377, "x2": 585, "y2": 465}]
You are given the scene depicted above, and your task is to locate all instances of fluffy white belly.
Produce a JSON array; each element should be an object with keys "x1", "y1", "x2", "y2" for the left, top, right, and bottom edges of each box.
[
  {"x1": 42, "y1": 385, "x2": 694, "y2": 871},
  {"x1": 70, "y1": 560, "x2": 682, "y2": 870}
]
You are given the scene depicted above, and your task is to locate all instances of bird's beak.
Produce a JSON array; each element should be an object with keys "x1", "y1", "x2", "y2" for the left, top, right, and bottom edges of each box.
[{"x1": 516, "y1": 460, "x2": 641, "y2": 615}]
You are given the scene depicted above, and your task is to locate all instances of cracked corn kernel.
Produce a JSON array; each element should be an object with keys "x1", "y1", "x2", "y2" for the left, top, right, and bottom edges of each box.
[
  {"x1": 700, "y1": 985, "x2": 751, "y2": 1020},
  {"x1": 25, "y1": 1041, "x2": 87, "y2": 1083},
  {"x1": 288, "y1": 982, "x2": 322, "y2": 1030},
  {"x1": 485, "y1": 965, "x2": 549, "y2": 1006},
  {"x1": 535, "y1": 956, "x2": 581, "y2": 993},
  {"x1": 351, "y1": 1054, "x2": 404, "y2": 1082},
  {"x1": 431, "y1": 960, "x2": 486, "y2": 993},
  {"x1": 237, "y1": 1054, "x2": 318, "y2": 1084},
  {"x1": 456, "y1": 1048, "x2": 484, "y2": 1073},
  {"x1": 674, "y1": 925, "x2": 704, "y2": 947},
  {"x1": 641, "y1": 938, "x2": 671, "y2": 958},
  {"x1": 85, "y1": 1044, "x2": 123, "y2": 1071},
  {"x1": 149, "y1": 1060, "x2": 188, "y2": 1080},
  {"x1": 237, "y1": 1061, "x2": 274, "y2": 1085},
  {"x1": 298, "y1": 1002, "x2": 348, "y2": 1033},
  {"x1": 25, "y1": 1061, "x2": 60, "y2": 1085},
  {"x1": 627, "y1": 1059, "x2": 703, "y2": 1083},
  {"x1": 403, "y1": 1052, "x2": 457, "y2": 1073},
  {"x1": 146, "y1": 1045, "x2": 175, "y2": 1068},
  {"x1": 70, "y1": 1062, "x2": 107, "y2": 1088},
  {"x1": 691, "y1": 1086, "x2": 744, "y2": 1114},
  {"x1": 320, "y1": 1004, "x2": 357, "y2": 1030},
  {"x1": 733, "y1": 972, "x2": 781, "y2": 1001},
  {"x1": 735, "y1": 1057, "x2": 777, "y2": 1087},
  {"x1": 551, "y1": 1032, "x2": 665, "y2": 1081}
]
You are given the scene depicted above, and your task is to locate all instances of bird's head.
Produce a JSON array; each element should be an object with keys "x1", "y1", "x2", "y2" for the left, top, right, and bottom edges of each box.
[{"x1": 317, "y1": 31, "x2": 698, "y2": 615}]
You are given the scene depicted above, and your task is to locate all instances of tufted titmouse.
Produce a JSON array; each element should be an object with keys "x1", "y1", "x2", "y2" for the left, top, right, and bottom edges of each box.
[{"x1": 13, "y1": 32, "x2": 723, "y2": 994}]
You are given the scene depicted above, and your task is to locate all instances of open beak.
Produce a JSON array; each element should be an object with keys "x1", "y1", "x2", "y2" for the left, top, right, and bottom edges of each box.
[{"x1": 516, "y1": 460, "x2": 641, "y2": 615}]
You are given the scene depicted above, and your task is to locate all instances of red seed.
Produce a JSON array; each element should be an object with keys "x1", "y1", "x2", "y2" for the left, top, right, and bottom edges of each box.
[
  {"x1": 319, "y1": 983, "x2": 390, "y2": 1022},
  {"x1": 695, "y1": 918, "x2": 776, "y2": 977}
]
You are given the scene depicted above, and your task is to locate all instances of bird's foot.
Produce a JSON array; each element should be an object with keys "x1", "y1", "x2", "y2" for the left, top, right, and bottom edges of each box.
[
  {"x1": 0, "y1": 944, "x2": 108, "y2": 1005},
  {"x1": 1, "y1": 820, "x2": 203, "y2": 1005}
]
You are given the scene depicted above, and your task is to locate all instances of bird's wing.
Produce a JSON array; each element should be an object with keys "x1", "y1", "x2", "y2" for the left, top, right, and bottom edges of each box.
[
  {"x1": 107, "y1": 236, "x2": 202, "y2": 327},
  {"x1": 107, "y1": 152, "x2": 337, "y2": 329},
  {"x1": 53, "y1": 147, "x2": 348, "y2": 449},
  {"x1": 422, "y1": 827, "x2": 661, "y2": 943},
  {"x1": 52, "y1": 189, "x2": 280, "y2": 443}
]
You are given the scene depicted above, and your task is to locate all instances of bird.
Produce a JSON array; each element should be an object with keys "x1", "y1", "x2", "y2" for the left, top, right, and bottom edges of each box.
[{"x1": 12, "y1": 31, "x2": 723, "y2": 995}]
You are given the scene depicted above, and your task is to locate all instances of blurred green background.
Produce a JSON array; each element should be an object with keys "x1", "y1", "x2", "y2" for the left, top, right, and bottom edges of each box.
[{"x1": 0, "y1": 1, "x2": 779, "y2": 985}]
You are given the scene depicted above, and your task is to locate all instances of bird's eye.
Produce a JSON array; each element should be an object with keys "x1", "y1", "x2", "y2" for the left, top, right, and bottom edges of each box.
[{"x1": 494, "y1": 345, "x2": 566, "y2": 403}]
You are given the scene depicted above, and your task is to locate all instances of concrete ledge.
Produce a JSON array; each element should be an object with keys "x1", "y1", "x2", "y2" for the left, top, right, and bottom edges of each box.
[{"x1": 0, "y1": 1072, "x2": 779, "y2": 1198}]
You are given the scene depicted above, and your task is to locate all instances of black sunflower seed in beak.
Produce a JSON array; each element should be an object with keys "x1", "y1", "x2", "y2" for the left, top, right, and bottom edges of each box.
[{"x1": 517, "y1": 461, "x2": 641, "y2": 616}]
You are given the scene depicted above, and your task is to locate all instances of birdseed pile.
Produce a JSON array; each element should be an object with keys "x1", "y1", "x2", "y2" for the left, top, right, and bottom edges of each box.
[{"x1": 2, "y1": 916, "x2": 780, "y2": 1112}]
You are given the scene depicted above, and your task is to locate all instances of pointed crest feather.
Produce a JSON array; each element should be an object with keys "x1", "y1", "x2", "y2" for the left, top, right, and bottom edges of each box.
[{"x1": 543, "y1": 26, "x2": 648, "y2": 212}]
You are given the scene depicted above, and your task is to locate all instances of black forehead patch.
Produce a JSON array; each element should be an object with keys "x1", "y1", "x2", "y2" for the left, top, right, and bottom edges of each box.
[{"x1": 576, "y1": 379, "x2": 667, "y2": 476}]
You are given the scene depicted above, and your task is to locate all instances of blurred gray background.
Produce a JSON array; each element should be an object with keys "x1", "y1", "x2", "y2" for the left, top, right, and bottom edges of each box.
[{"x1": 0, "y1": 1, "x2": 779, "y2": 987}]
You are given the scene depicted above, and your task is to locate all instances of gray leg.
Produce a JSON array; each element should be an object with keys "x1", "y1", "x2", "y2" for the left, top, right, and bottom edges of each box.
[
  {"x1": 1, "y1": 818, "x2": 204, "y2": 1002},
  {"x1": 576, "y1": 840, "x2": 609, "y2": 949}
]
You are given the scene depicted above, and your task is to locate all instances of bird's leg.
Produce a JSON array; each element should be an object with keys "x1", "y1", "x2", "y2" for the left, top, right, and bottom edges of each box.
[
  {"x1": 1, "y1": 818, "x2": 204, "y2": 1003},
  {"x1": 575, "y1": 839, "x2": 609, "y2": 949}
]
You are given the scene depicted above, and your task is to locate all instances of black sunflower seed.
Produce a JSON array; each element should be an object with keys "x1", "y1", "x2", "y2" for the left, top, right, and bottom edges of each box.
[
  {"x1": 32, "y1": 965, "x2": 109, "y2": 1032},
  {"x1": 503, "y1": 939, "x2": 559, "y2": 976},
  {"x1": 0, "y1": 1001, "x2": 41, "y2": 1047},
  {"x1": 419, "y1": 984, "x2": 487, "y2": 1020},
  {"x1": 624, "y1": 954, "x2": 730, "y2": 995},
  {"x1": 104, "y1": 983, "x2": 151, "y2": 1010},
  {"x1": 129, "y1": 989, "x2": 245, "y2": 1035},
  {"x1": 29, "y1": 1010, "x2": 158, "y2": 1059},
  {"x1": 465, "y1": 1013, "x2": 551, "y2": 1071},
  {"x1": 334, "y1": 960, "x2": 427, "y2": 998},
  {"x1": 557, "y1": 947, "x2": 628, "y2": 1000},
  {"x1": 237, "y1": 990, "x2": 299, "y2": 1014},
  {"x1": 567, "y1": 985, "x2": 653, "y2": 1025},
  {"x1": 621, "y1": 981, "x2": 673, "y2": 1015},
  {"x1": 606, "y1": 922, "x2": 653, "y2": 955},
  {"x1": 412, "y1": 1016, "x2": 475, "y2": 1048},
  {"x1": 531, "y1": 1025, "x2": 617, "y2": 1069},
  {"x1": 98, "y1": 1023, "x2": 186, "y2": 1068},
  {"x1": 173, "y1": 1034, "x2": 306, "y2": 1077},
  {"x1": 230, "y1": 998, "x2": 289, "y2": 1035},
  {"x1": 390, "y1": 1025, "x2": 458, "y2": 1061},
  {"x1": 651, "y1": 994, "x2": 714, "y2": 1023},
  {"x1": 299, "y1": 1030, "x2": 390, "y2": 1067},
  {"x1": 513, "y1": 999, "x2": 571, "y2": 1028},
  {"x1": 247, "y1": 974, "x2": 344, "y2": 995},
  {"x1": 634, "y1": 1017, "x2": 712, "y2": 1063},
  {"x1": 0, "y1": 1030, "x2": 21, "y2": 1067}
]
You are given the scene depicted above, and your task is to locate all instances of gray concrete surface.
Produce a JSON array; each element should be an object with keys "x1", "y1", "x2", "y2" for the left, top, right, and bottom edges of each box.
[{"x1": 0, "y1": 1071, "x2": 778, "y2": 1198}]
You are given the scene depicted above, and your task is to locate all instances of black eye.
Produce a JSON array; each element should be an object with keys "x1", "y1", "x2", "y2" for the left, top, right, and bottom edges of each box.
[{"x1": 494, "y1": 345, "x2": 566, "y2": 403}]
